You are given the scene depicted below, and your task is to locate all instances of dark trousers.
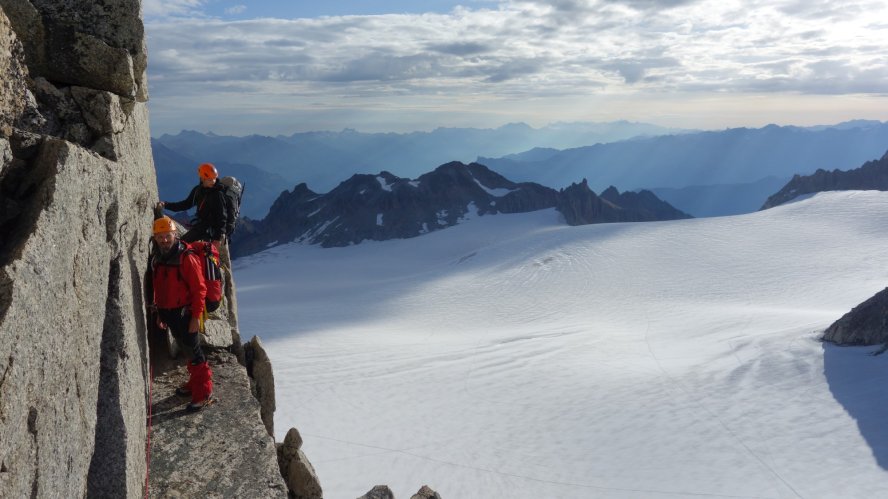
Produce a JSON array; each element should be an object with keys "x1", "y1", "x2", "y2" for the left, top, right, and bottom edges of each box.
[{"x1": 157, "y1": 307, "x2": 205, "y2": 364}]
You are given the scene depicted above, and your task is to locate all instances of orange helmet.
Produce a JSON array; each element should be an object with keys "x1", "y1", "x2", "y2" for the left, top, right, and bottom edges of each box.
[
  {"x1": 152, "y1": 216, "x2": 177, "y2": 235},
  {"x1": 198, "y1": 162, "x2": 218, "y2": 180}
]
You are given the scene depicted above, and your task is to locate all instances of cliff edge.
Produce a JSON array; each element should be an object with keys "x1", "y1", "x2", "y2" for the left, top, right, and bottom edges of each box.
[{"x1": 0, "y1": 2, "x2": 293, "y2": 497}]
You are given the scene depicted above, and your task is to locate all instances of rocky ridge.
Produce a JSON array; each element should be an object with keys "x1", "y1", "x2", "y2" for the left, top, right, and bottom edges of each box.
[
  {"x1": 559, "y1": 179, "x2": 692, "y2": 225},
  {"x1": 761, "y1": 149, "x2": 888, "y2": 209},
  {"x1": 822, "y1": 287, "x2": 888, "y2": 346},
  {"x1": 231, "y1": 161, "x2": 691, "y2": 258}
]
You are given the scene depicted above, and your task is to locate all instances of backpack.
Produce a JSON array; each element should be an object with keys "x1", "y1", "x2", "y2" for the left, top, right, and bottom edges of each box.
[
  {"x1": 187, "y1": 241, "x2": 223, "y2": 313},
  {"x1": 150, "y1": 240, "x2": 223, "y2": 313},
  {"x1": 218, "y1": 176, "x2": 245, "y2": 237}
]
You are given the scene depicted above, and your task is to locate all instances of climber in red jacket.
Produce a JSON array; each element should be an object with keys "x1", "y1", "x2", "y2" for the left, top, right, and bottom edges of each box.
[{"x1": 151, "y1": 216, "x2": 214, "y2": 412}]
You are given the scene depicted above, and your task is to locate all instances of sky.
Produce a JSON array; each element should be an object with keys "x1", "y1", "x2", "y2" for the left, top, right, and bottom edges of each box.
[
  {"x1": 142, "y1": 0, "x2": 888, "y2": 136},
  {"x1": 233, "y1": 190, "x2": 888, "y2": 497}
]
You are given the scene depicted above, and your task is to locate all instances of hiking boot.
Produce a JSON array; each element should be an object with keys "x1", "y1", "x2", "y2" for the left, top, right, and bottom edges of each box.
[{"x1": 186, "y1": 396, "x2": 212, "y2": 412}]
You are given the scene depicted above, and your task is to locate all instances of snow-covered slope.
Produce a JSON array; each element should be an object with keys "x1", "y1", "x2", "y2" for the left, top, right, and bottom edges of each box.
[{"x1": 235, "y1": 191, "x2": 888, "y2": 499}]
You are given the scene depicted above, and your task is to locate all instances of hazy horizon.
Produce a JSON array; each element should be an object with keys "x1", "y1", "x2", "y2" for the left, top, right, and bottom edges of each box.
[{"x1": 150, "y1": 117, "x2": 886, "y2": 139}]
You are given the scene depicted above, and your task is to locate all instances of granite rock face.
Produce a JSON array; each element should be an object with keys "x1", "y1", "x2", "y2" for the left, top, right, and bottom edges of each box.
[
  {"x1": 1, "y1": 0, "x2": 148, "y2": 100},
  {"x1": 822, "y1": 287, "x2": 888, "y2": 345},
  {"x1": 0, "y1": 2, "x2": 155, "y2": 498},
  {"x1": 0, "y1": 8, "x2": 28, "y2": 132}
]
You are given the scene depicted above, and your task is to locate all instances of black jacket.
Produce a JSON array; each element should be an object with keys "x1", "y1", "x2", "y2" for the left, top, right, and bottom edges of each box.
[{"x1": 165, "y1": 182, "x2": 232, "y2": 239}]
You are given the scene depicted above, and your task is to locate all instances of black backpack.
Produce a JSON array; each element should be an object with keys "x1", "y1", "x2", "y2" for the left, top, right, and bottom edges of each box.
[{"x1": 218, "y1": 176, "x2": 245, "y2": 237}]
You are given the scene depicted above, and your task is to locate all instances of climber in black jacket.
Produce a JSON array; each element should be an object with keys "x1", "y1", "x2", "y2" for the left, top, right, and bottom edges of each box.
[{"x1": 157, "y1": 162, "x2": 232, "y2": 246}]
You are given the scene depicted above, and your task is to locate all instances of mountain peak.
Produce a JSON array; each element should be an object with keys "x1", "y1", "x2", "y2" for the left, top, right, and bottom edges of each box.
[{"x1": 231, "y1": 163, "x2": 689, "y2": 257}]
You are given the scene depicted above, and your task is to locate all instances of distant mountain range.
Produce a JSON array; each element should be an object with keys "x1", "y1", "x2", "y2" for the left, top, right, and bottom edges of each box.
[
  {"x1": 154, "y1": 120, "x2": 888, "y2": 220},
  {"x1": 761, "y1": 149, "x2": 888, "y2": 210},
  {"x1": 153, "y1": 121, "x2": 687, "y2": 193},
  {"x1": 230, "y1": 162, "x2": 690, "y2": 258},
  {"x1": 478, "y1": 121, "x2": 888, "y2": 193}
]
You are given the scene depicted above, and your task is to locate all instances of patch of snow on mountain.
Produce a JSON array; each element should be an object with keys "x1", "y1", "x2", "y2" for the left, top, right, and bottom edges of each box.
[
  {"x1": 376, "y1": 176, "x2": 393, "y2": 192},
  {"x1": 472, "y1": 177, "x2": 515, "y2": 197}
]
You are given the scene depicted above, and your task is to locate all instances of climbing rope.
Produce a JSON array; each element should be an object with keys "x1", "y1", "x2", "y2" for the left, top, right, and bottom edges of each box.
[{"x1": 144, "y1": 365, "x2": 153, "y2": 499}]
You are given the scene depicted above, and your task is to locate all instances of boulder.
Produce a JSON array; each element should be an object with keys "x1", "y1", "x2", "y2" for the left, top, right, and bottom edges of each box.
[
  {"x1": 359, "y1": 485, "x2": 395, "y2": 499},
  {"x1": 277, "y1": 427, "x2": 323, "y2": 499},
  {"x1": 411, "y1": 485, "x2": 443, "y2": 499}
]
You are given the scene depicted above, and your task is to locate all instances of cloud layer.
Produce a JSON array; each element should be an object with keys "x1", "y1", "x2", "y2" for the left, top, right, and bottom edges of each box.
[{"x1": 143, "y1": 0, "x2": 888, "y2": 134}]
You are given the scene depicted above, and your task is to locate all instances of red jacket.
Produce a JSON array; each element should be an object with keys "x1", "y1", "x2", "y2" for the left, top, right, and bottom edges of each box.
[{"x1": 152, "y1": 242, "x2": 207, "y2": 318}]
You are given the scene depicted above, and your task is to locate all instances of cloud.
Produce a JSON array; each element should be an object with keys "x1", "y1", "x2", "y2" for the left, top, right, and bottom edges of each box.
[
  {"x1": 426, "y1": 42, "x2": 492, "y2": 56},
  {"x1": 143, "y1": 0, "x2": 207, "y2": 18},
  {"x1": 485, "y1": 58, "x2": 548, "y2": 83},
  {"x1": 601, "y1": 58, "x2": 682, "y2": 83},
  {"x1": 143, "y1": 0, "x2": 888, "y2": 134},
  {"x1": 600, "y1": 0, "x2": 702, "y2": 10},
  {"x1": 225, "y1": 5, "x2": 247, "y2": 16}
]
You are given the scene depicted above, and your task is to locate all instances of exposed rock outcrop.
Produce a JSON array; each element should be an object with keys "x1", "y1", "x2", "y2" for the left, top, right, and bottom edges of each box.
[
  {"x1": 761, "y1": 149, "x2": 888, "y2": 209},
  {"x1": 0, "y1": 2, "x2": 154, "y2": 497},
  {"x1": 354, "y1": 484, "x2": 442, "y2": 499},
  {"x1": 557, "y1": 179, "x2": 692, "y2": 225},
  {"x1": 411, "y1": 485, "x2": 443, "y2": 499},
  {"x1": 822, "y1": 287, "x2": 888, "y2": 345},
  {"x1": 277, "y1": 427, "x2": 323, "y2": 499},
  {"x1": 360, "y1": 485, "x2": 396, "y2": 499},
  {"x1": 244, "y1": 335, "x2": 276, "y2": 437}
]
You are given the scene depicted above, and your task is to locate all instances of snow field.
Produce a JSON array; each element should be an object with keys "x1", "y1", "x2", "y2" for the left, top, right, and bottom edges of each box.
[{"x1": 236, "y1": 191, "x2": 888, "y2": 498}]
